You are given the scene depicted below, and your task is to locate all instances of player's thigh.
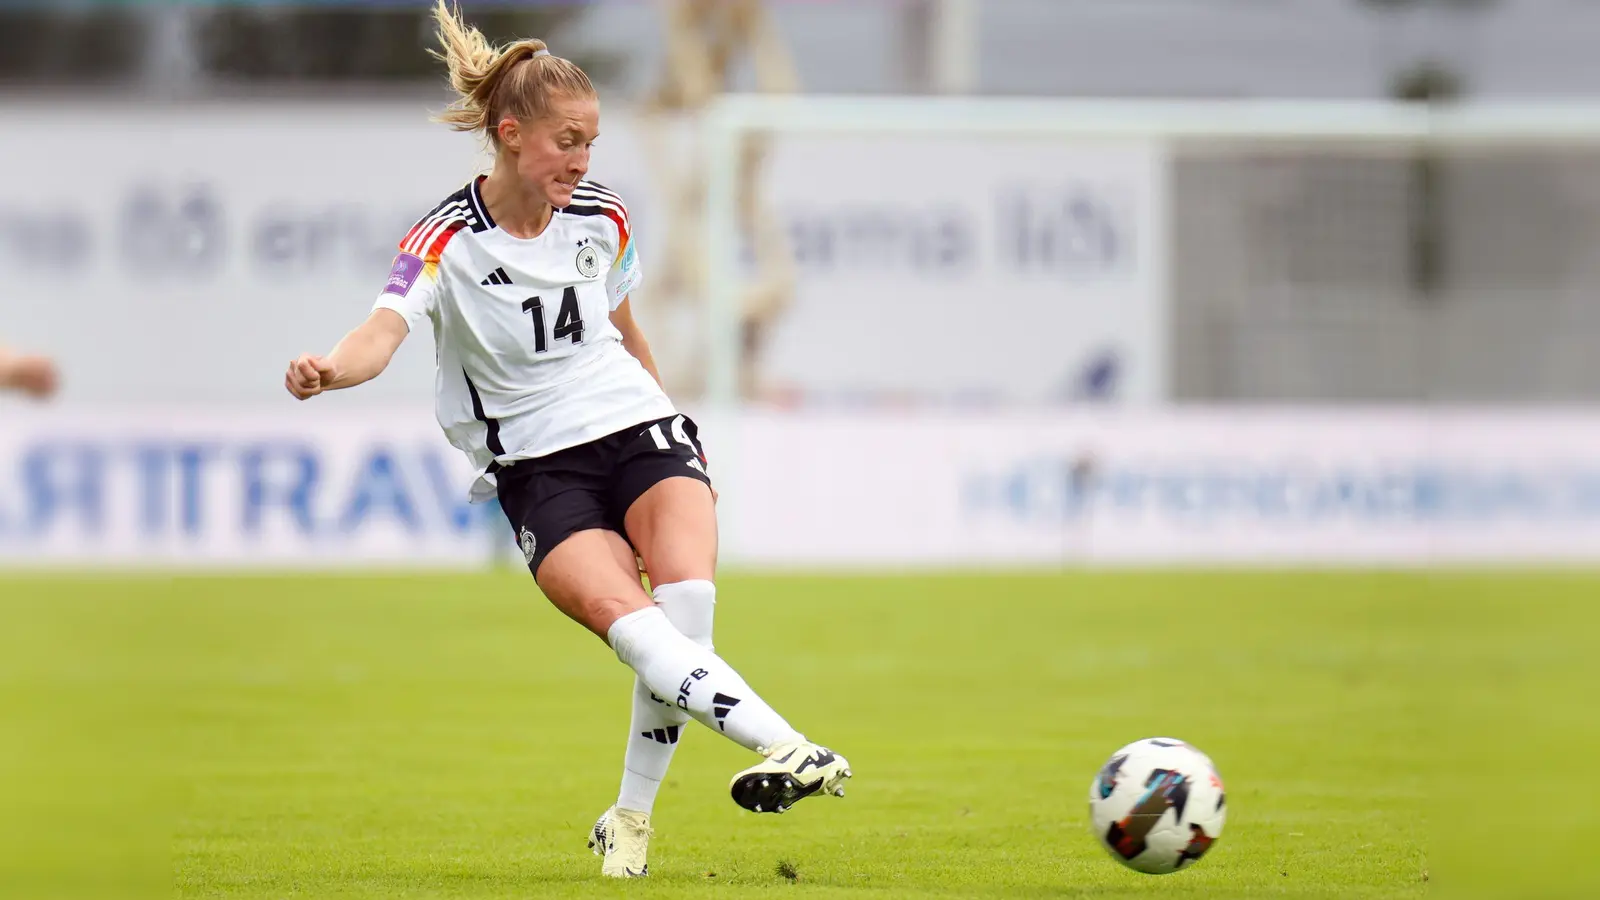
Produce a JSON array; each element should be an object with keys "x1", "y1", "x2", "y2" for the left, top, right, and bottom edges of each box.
[
  {"x1": 496, "y1": 453, "x2": 650, "y2": 641},
  {"x1": 534, "y1": 528, "x2": 654, "y2": 640},
  {"x1": 623, "y1": 477, "x2": 717, "y2": 586},
  {"x1": 610, "y1": 414, "x2": 718, "y2": 586}
]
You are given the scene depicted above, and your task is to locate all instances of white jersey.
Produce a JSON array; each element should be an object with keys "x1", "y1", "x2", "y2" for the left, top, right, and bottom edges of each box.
[{"x1": 374, "y1": 176, "x2": 675, "y2": 502}]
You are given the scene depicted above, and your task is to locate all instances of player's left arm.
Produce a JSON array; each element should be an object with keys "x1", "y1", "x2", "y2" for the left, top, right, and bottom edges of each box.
[
  {"x1": 601, "y1": 191, "x2": 660, "y2": 388},
  {"x1": 610, "y1": 297, "x2": 664, "y2": 390}
]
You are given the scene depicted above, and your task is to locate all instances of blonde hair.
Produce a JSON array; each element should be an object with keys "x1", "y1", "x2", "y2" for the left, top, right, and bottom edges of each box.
[{"x1": 430, "y1": 0, "x2": 597, "y2": 143}]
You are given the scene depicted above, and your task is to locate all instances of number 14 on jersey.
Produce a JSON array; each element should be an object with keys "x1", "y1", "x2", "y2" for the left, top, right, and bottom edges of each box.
[{"x1": 521, "y1": 286, "x2": 585, "y2": 353}]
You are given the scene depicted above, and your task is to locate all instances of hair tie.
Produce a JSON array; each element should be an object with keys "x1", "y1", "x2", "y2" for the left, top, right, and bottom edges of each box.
[{"x1": 530, "y1": 48, "x2": 551, "y2": 58}]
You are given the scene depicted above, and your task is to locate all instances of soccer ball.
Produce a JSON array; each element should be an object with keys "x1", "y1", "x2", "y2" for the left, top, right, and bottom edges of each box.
[{"x1": 1088, "y1": 737, "x2": 1226, "y2": 874}]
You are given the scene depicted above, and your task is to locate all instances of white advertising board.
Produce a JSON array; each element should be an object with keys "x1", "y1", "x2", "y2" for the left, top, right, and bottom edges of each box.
[
  {"x1": 718, "y1": 410, "x2": 1600, "y2": 567},
  {"x1": 3, "y1": 408, "x2": 1598, "y2": 569},
  {"x1": 753, "y1": 134, "x2": 1167, "y2": 404},
  {"x1": 0, "y1": 100, "x2": 1166, "y2": 408},
  {"x1": 0, "y1": 407, "x2": 496, "y2": 569}
]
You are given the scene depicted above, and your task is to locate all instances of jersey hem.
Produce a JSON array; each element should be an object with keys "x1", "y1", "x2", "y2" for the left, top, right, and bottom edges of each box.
[{"x1": 466, "y1": 399, "x2": 678, "y2": 503}]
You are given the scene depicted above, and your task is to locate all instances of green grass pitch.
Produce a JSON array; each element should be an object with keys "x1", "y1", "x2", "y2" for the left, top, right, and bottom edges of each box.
[{"x1": 3, "y1": 570, "x2": 1596, "y2": 898}]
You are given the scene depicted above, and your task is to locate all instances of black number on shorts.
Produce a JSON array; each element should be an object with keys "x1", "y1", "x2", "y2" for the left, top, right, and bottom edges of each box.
[{"x1": 522, "y1": 286, "x2": 583, "y2": 352}]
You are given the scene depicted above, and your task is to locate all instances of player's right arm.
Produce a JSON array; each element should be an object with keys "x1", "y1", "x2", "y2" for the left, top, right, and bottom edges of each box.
[
  {"x1": 0, "y1": 344, "x2": 59, "y2": 399},
  {"x1": 284, "y1": 309, "x2": 409, "y2": 400},
  {"x1": 287, "y1": 241, "x2": 439, "y2": 401}
]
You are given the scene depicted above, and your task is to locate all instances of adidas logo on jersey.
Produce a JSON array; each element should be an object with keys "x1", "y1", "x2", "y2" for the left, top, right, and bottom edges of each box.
[{"x1": 480, "y1": 267, "x2": 512, "y2": 286}]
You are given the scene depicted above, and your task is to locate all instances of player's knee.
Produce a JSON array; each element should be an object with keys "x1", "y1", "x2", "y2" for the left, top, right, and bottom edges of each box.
[
  {"x1": 642, "y1": 550, "x2": 715, "y2": 588},
  {"x1": 653, "y1": 579, "x2": 715, "y2": 649},
  {"x1": 584, "y1": 591, "x2": 654, "y2": 637},
  {"x1": 635, "y1": 523, "x2": 715, "y2": 586}
]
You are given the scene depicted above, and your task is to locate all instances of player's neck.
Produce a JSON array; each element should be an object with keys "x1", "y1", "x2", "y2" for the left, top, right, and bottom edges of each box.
[{"x1": 479, "y1": 170, "x2": 554, "y2": 240}]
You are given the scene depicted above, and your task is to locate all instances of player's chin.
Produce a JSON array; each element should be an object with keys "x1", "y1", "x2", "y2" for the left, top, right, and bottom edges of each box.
[{"x1": 548, "y1": 182, "x2": 578, "y2": 207}]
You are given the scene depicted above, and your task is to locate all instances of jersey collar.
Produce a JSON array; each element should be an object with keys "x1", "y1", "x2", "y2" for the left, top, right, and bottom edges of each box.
[{"x1": 468, "y1": 175, "x2": 497, "y2": 231}]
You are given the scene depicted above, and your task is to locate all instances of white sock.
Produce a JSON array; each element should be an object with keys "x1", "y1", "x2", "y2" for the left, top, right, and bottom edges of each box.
[
  {"x1": 608, "y1": 605, "x2": 803, "y2": 755},
  {"x1": 615, "y1": 581, "x2": 715, "y2": 814},
  {"x1": 616, "y1": 678, "x2": 688, "y2": 814},
  {"x1": 655, "y1": 580, "x2": 715, "y2": 650}
]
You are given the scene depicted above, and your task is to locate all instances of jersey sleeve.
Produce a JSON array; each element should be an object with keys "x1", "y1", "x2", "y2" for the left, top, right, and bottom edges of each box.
[
  {"x1": 372, "y1": 215, "x2": 468, "y2": 331},
  {"x1": 603, "y1": 200, "x2": 642, "y2": 310},
  {"x1": 372, "y1": 250, "x2": 437, "y2": 331}
]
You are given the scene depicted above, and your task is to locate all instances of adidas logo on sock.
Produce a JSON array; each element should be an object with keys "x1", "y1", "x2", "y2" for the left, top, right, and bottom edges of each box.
[
  {"x1": 640, "y1": 725, "x2": 680, "y2": 745},
  {"x1": 480, "y1": 267, "x2": 512, "y2": 286},
  {"x1": 712, "y1": 693, "x2": 741, "y2": 732}
]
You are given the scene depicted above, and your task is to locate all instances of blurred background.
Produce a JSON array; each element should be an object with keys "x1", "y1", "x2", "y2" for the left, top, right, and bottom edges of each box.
[
  {"x1": 3, "y1": 0, "x2": 1599, "y2": 569},
  {"x1": 2, "y1": 1, "x2": 1599, "y2": 897}
]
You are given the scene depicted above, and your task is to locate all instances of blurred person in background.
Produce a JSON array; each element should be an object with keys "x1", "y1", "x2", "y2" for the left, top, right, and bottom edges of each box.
[
  {"x1": 639, "y1": 0, "x2": 797, "y2": 401},
  {"x1": 282, "y1": 0, "x2": 850, "y2": 880},
  {"x1": 0, "y1": 344, "x2": 58, "y2": 400}
]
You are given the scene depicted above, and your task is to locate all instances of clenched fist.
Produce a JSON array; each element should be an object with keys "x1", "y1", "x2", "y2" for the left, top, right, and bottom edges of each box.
[
  {"x1": 285, "y1": 354, "x2": 338, "y2": 400},
  {"x1": 2, "y1": 353, "x2": 58, "y2": 400}
]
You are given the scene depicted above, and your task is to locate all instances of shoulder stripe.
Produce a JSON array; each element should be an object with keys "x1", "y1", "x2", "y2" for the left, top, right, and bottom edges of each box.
[
  {"x1": 568, "y1": 183, "x2": 630, "y2": 250},
  {"x1": 403, "y1": 193, "x2": 463, "y2": 229},
  {"x1": 570, "y1": 190, "x2": 625, "y2": 217},
  {"x1": 401, "y1": 193, "x2": 467, "y2": 238},
  {"x1": 411, "y1": 207, "x2": 477, "y2": 257},
  {"x1": 569, "y1": 200, "x2": 627, "y2": 234},
  {"x1": 399, "y1": 179, "x2": 493, "y2": 253},
  {"x1": 576, "y1": 180, "x2": 623, "y2": 206},
  {"x1": 573, "y1": 181, "x2": 629, "y2": 234},
  {"x1": 420, "y1": 219, "x2": 469, "y2": 266},
  {"x1": 563, "y1": 202, "x2": 629, "y2": 253},
  {"x1": 572, "y1": 183, "x2": 623, "y2": 203},
  {"x1": 403, "y1": 199, "x2": 470, "y2": 254}
]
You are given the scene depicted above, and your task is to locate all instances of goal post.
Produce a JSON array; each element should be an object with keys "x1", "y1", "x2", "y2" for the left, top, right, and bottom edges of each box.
[{"x1": 700, "y1": 95, "x2": 1600, "y2": 410}]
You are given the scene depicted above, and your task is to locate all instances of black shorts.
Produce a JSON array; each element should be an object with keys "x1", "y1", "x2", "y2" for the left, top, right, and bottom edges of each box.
[{"x1": 495, "y1": 414, "x2": 712, "y2": 577}]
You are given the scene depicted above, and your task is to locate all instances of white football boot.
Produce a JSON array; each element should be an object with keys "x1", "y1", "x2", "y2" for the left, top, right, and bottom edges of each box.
[
  {"x1": 728, "y1": 740, "x2": 852, "y2": 814},
  {"x1": 587, "y1": 806, "x2": 652, "y2": 878}
]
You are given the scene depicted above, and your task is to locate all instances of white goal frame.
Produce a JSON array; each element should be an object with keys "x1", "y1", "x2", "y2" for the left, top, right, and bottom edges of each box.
[{"x1": 700, "y1": 94, "x2": 1600, "y2": 409}]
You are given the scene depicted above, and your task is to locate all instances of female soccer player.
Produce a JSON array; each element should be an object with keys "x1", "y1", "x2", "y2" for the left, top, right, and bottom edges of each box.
[{"x1": 283, "y1": 0, "x2": 850, "y2": 879}]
